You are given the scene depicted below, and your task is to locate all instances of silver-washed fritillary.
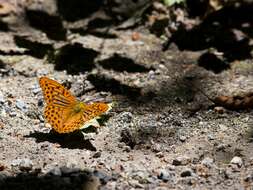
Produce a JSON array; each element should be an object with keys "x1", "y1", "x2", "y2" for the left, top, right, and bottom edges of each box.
[{"x1": 39, "y1": 77, "x2": 110, "y2": 133}]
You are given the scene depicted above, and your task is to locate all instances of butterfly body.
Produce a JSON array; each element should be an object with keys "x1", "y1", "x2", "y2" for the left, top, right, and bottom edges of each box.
[
  {"x1": 73, "y1": 102, "x2": 85, "y2": 114},
  {"x1": 39, "y1": 77, "x2": 110, "y2": 133}
]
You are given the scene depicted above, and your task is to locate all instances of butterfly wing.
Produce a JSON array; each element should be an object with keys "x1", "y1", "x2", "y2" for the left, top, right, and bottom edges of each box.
[
  {"x1": 60, "y1": 110, "x2": 85, "y2": 133},
  {"x1": 39, "y1": 77, "x2": 79, "y2": 133},
  {"x1": 82, "y1": 102, "x2": 110, "y2": 122},
  {"x1": 58, "y1": 103, "x2": 110, "y2": 133},
  {"x1": 39, "y1": 77, "x2": 77, "y2": 106}
]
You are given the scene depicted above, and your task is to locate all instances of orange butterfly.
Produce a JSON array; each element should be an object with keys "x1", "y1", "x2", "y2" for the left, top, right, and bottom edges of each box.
[{"x1": 39, "y1": 77, "x2": 111, "y2": 133}]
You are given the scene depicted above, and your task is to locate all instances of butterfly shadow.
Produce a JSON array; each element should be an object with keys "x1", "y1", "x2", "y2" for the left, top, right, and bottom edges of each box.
[{"x1": 25, "y1": 130, "x2": 97, "y2": 151}]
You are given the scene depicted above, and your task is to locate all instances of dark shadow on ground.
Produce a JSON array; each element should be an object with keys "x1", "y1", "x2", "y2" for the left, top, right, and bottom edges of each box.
[
  {"x1": 98, "y1": 53, "x2": 153, "y2": 73},
  {"x1": 25, "y1": 10, "x2": 66, "y2": 41},
  {"x1": 25, "y1": 131, "x2": 96, "y2": 151},
  {"x1": 0, "y1": 167, "x2": 112, "y2": 190},
  {"x1": 53, "y1": 43, "x2": 99, "y2": 75},
  {"x1": 14, "y1": 35, "x2": 54, "y2": 59},
  {"x1": 0, "y1": 20, "x2": 9, "y2": 32},
  {"x1": 56, "y1": 0, "x2": 103, "y2": 22},
  {"x1": 87, "y1": 73, "x2": 143, "y2": 99},
  {"x1": 164, "y1": 2, "x2": 253, "y2": 73}
]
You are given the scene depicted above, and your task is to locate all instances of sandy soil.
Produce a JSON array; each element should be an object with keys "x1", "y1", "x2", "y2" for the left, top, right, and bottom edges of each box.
[{"x1": 0, "y1": 1, "x2": 253, "y2": 189}]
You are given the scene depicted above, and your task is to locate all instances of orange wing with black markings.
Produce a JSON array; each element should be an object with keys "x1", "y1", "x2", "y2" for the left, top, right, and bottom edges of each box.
[{"x1": 39, "y1": 77, "x2": 111, "y2": 133}]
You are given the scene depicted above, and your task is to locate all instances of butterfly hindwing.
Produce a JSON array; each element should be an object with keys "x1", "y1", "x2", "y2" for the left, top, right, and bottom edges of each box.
[
  {"x1": 61, "y1": 111, "x2": 85, "y2": 133},
  {"x1": 82, "y1": 103, "x2": 109, "y2": 122},
  {"x1": 44, "y1": 104, "x2": 63, "y2": 132}
]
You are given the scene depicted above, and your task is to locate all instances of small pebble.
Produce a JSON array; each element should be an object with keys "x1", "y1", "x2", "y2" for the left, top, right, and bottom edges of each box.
[
  {"x1": 179, "y1": 135, "x2": 186, "y2": 142},
  {"x1": 48, "y1": 167, "x2": 62, "y2": 176},
  {"x1": 219, "y1": 124, "x2": 228, "y2": 132},
  {"x1": 119, "y1": 112, "x2": 133, "y2": 123},
  {"x1": 172, "y1": 156, "x2": 191, "y2": 166},
  {"x1": 9, "y1": 111, "x2": 17, "y2": 117},
  {"x1": 158, "y1": 169, "x2": 175, "y2": 182},
  {"x1": 16, "y1": 99, "x2": 27, "y2": 112},
  {"x1": 32, "y1": 87, "x2": 41, "y2": 94},
  {"x1": 214, "y1": 106, "x2": 225, "y2": 114},
  {"x1": 230, "y1": 156, "x2": 243, "y2": 167},
  {"x1": 60, "y1": 166, "x2": 80, "y2": 174},
  {"x1": 207, "y1": 134, "x2": 214, "y2": 140},
  {"x1": 132, "y1": 170, "x2": 149, "y2": 181},
  {"x1": 0, "y1": 91, "x2": 4, "y2": 104},
  {"x1": 244, "y1": 173, "x2": 253, "y2": 182},
  {"x1": 11, "y1": 158, "x2": 33, "y2": 171},
  {"x1": 151, "y1": 144, "x2": 162, "y2": 153},
  {"x1": 216, "y1": 144, "x2": 226, "y2": 151},
  {"x1": 128, "y1": 179, "x2": 144, "y2": 188},
  {"x1": 94, "y1": 170, "x2": 112, "y2": 185},
  {"x1": 201, "y1": 157, "x2": 214, "y2": 168},
  {"x1": 123, "y1": 146, "x2": 131, "y2": 152},
  {"x1": 156, "y1": 152, "x2": 164, "y2": 158}
]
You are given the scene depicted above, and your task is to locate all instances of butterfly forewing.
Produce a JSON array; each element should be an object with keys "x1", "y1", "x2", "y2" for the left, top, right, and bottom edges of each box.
[{"x1": 39, "y1": 77, "x2": 77, "y2": 106}]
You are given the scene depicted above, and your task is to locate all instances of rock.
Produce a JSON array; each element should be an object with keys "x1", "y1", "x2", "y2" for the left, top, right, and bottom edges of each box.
[
  {"x1": 156, "y1": 152, "x2": 164, "y2": 158},
  {"x1": 180, "y1": 168, "x2": 193, "y2": 177},
  {"x1": 0, "y1": 171, "x2": 10, "y2": 184},
  {"x1": 201, "y1": 157, "x2": 214, "y2": 168},
  {"x1": 119, "y1": 112, "x2": 133, "y2": 123},
  {"x1": 214, "y1": 106, "x2": 225, "y2": 114},
  {"x1": 128, "y1": 179, "x2": 144, "y2": 188},
  {"x1": 0, "y1": 91, "x2": 4, "y2": 104},
  {"x1": 60, "y1": 166, "x2": 80, "y2": 174},
  {"x1": 195, "y1": 164, "x2": 210, "y2": 178},
  {"x1": 38, "y1": 115, "x2": 44, "y2": 122},
  {"x1": 179, "y1": 135, "x2": 187, "y2": 142},
  {"x1": 216, "y1": 143, "x2": 226, "y2": 151},
  {"x1": 244, "y1": 173, "x2": 253, "y2": 183},
  {"x1": 132, "y1": 170, "x2": 149, "y2": 182},
  {"x1": 151, "y1": 143, "x2": 162, "y2": 153},
  {"x1": 207, "y1": 134, "x2": 214, "y2": 140},
  {"x1": 93, "y1": 170, "x2": 112, "y2": 185},
  {"x1": 66, "y1": 158, "x2": 79, "y2": 169},
  {"x1": 48, "y1": 167, "x2": 62, "y2": 176},
  {"x1": 146, "y1": 176, "x2": 156, "y2": 184},
  {"x1": 219, "y1": 124, "x2": 228, "y2": 132},
  {"x1": 158, "y1": 169, "x2": 176, "y2": 182},
  {"x1": 123, "y1": 145, "x2": 131, "y2": 152},
  {"x1": 32, "y1": 86, "x2": 41, "y2": 94},
  {"x1": 230, "y1": 156, "x2": 243, "y2": 167},
  {"x1": 172, "y1": 156, "x2": 191, "y2": 166},
  {"x1": 16, "y1": 99, "x2": 27, "y2": 112},
  {"x1": 11, "y1": 158, "x2": 33, "y2": 171},
  {"x1": 9, "y1": 111, "x2": 17, "y2": 117}
]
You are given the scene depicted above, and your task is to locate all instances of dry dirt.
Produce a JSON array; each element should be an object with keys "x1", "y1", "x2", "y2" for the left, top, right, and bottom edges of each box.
[{"x1": 0, "y1": 1, "x2": 253, "y2": 190}]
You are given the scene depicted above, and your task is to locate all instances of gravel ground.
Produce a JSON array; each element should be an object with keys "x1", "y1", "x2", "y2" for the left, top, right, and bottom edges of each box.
[{"x1": 0, "y1": 1, "x2": 253, "y2": 190}]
